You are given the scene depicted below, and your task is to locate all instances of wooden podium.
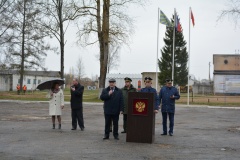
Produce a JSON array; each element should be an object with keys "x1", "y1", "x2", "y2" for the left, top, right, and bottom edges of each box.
[{"x1": 126, "y1": 92, "x2": 155, "y2": 143}]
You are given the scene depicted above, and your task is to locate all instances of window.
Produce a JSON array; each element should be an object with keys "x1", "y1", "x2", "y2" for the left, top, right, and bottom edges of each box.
[
  {"x1": 33, "y1": 79, "x2": 36, "y2": 84},
  {"x1": 18, "y1": 79, "x2": 20, "y2": 83},
  {"x1": 27, "y1": 79, "x2": 31, "y2": 84},
  {"x1": 38, "y1": 80, "x2": 41, "y2": 84}
]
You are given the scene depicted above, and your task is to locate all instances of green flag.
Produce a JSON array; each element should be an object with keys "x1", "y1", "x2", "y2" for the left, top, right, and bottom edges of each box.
[{"x1": 160, "y1": 10, "x2": 171, "y2": 26}]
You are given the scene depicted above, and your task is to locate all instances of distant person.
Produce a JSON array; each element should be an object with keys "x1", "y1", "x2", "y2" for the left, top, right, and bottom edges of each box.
[
  {"x1": 121, "y1": 77, "x2": 137, "y2": 133},
  {"x1": 140, "y1": 77, "x2": 159, "y2": 113},
  {"x1": 22, "y1": 85, "x2": 27, "y2": 95},
  {"x1": 159, "y1": 79, "x2": 180, "y2": 136},
  {"x1": 100, "y1": 78, "x2": 123, "y2": 140},
  {"x1": 16, "y1": 84, "x2": 20, "y2": 95},
  {"x1": 70, "y1": 78, "x2": 85, "y2": 131},
  {"x1": 46, "y1": 82, "x2": 64, "y2": 129}
]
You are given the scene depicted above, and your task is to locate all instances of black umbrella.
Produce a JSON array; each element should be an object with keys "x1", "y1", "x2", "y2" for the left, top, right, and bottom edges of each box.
[{"x1": 36, "y1": 78, "x2": 65, "y2": 90}]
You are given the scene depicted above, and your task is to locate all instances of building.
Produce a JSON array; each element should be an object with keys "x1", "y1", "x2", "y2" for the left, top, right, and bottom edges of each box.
[
  {"x1": 105, "y1": 73, "x2": 142, "y2": 90},
  {"x1": 0, "y1": 70, "x2": 60, "y2": 91},
  {"x1": 213, "y1": 54, "x2": 240, "y2": 95}
]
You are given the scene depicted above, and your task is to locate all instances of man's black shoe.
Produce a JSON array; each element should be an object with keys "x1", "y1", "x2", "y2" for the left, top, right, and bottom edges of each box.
[
  {"x1": 114, "y1": 136, "x2": 119, "y2": 140},
  {"x1": 71, "y1": 128, "x2": 76, "y2": 130},
  {"x1": 80, "y1": 128, "x2": 84, "y2": 131},
  {"x1": 161, "y1": 133, "x2": 167, "y2": 135},
  {"x1": 169, "y1": 133, "x2": 173, "y2": 136},
  {"x1": 121, "y1": 131, "x2": 126, "y2": 133},
  {"x1": 103, "y1": 136, "x2": 109, "y2": 140},
  {"x1": 110, "y1": 129, "x2": 112, "y2": 132}
]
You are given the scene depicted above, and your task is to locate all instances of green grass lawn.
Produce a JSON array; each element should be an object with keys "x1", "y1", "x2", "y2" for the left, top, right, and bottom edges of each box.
[
  {"x1": 0, "y1": 89, "x2": 239, "y2": 106},
  {"x1": 0, "y1": 88, "x2": 102, "y2": 103}
]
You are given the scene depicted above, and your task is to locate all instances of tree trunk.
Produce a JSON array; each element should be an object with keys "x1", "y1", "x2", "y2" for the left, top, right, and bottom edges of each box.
[
  {"x1": 20, "y1": 0, "x2": 27, "y2": 92},
  {"x1": 98, "y1": 0, "x2": 110, "y2": 90},
  {"x1": 58, "y1": 0, "x2": 64, "y2": 85}
]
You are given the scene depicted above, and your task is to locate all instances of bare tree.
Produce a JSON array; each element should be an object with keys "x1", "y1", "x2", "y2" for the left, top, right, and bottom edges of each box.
[
  {"x1": 69, "y1": 0, "x2": 144, "y2": 92},
  {"x1": 107, "y1": 45, "x2": 120, "y2": 73},
  {"x1": 0, "y1": 0, "x2": 14, "y2": 44},
  {"x1": 0, "y1": 0, "x2": 14, "y2": 68},
  {"x1": 218, "y1": 0, "x2": 240, "y2": 26},
  {"x1": 4, "y1": 0, "x2": 53, "y2": 91},
  {"x1": 95, "y1": 44, "x2": 120, "y2": 73},
  {"x1": 37, "y1": 0, "x2": 73, "y2": 81},
  {"x1": 76, "y1": 56, "x2": 85, "y2": 80}
]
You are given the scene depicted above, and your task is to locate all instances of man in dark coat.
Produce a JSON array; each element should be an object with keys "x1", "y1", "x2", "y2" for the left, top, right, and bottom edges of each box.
[
  {"x1": 121, "y1": 77, "x2": 137, "y2": 133},
  {"x1": 159, "y1": 79, "x2": 180, "y2": 136},
  {"x1": 70, "y1": 78, "x2": 85, "y2": 131},
  {"x1": 100, "y1": 78, "x2": 123, "y2": 140}
]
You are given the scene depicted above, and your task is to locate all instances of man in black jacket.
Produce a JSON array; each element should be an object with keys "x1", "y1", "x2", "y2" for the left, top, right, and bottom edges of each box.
[
  {"x1": 100, "y1": 78, "x2": 123, "y2": 140},
  {"x1": 70, "y1": 78, "x2": 85, "y2": 131}
]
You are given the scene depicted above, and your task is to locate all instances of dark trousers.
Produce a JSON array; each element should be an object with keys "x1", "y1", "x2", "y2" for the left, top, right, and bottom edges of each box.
[
  {"x1": 123, "y1": 114, "x2": 127, "y2": 131},
  {"x1": 71, "y1": 109, "x2": 84, "y2": 129},
  {"x1": 162, "y1": 112, "x2": 175, "y2": 134},
  {"x1": 104, "y1": 114, "x2": 119, "y2": 137}
]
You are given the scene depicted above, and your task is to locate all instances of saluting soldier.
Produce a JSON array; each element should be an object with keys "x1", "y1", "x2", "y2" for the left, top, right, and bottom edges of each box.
[
  {"x1": 121, "y1": 77, "x2": 137, "y2": 133},
  {"x1": 140, "y1": 77, "x2": 159, "y2": 113}
]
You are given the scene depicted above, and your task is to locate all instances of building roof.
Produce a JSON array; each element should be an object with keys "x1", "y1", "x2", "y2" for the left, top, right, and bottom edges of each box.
[
  {"x1": 213, "y1": 70, "x2": 240, "y2": 75},
  {"x1": 0, "y1": 70, "x2": 60, "y2": 77},
  {"x1": 106, "y1": 73, "x2": 142, "y2": 79},
  {"x1": 213, "y1": 54, "x2": 240, "y2": 56}
]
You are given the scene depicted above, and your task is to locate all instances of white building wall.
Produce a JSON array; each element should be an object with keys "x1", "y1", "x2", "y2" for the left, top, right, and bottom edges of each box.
[
  {"x1": 12, "y1": 75, "x2": 59, "y2": 91},
  {"x1": 0, "y1": 75, "x2": 11, "y2": 91}
]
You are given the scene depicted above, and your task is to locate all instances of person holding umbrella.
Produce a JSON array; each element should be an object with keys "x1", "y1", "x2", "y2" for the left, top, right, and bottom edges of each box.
[{"x1": 46, "y1": 82, "x2": 64, "y2": 129}]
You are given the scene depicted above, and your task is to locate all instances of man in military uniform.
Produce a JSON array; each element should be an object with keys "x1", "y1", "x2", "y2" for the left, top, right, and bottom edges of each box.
[
  {"x1": 159, "y1": 79, "x2": 180, "y2": 136},
  {"x1": 140, "y1": 77, "x2": 159, "y2": 113},
  {"x1": 121, "y1": 77, "x2": 137, "y2": 133}
]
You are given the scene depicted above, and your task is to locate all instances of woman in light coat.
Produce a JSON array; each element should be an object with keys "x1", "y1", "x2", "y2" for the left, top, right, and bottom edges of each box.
[{"x1": 46, "y1": 82, "x2": 64, "y2": 129}]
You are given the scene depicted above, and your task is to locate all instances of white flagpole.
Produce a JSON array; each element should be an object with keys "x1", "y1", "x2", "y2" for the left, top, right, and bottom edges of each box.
[
  {"x1": 187, "y1": 7, "x2": 191, "y2": 106},
  {"x1": 156, "y1": 8, "x2": 160, "y2": 90},
  {"x1": 172, "y1": 8, "x2": 176, "y2": 86}
]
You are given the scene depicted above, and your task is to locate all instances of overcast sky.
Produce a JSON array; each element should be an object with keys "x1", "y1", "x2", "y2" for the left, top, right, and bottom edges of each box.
[{"x1": 45, "y1": 0, "x2": 240, "y2": 80}]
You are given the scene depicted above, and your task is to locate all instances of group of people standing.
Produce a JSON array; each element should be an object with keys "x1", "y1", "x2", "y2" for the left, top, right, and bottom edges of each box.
[
  {"x1": 100, "y1": 76, "x2": 180, "y2": 140},
  {"x1": 47, "y1": 76, "x2": 180, "y2": 141},
  {"x1": 47, "y1": 78, "x2": 84, "y2": 130},
  {"x1": 16, "y1": 84, "x2": 27, "y2": 95}
]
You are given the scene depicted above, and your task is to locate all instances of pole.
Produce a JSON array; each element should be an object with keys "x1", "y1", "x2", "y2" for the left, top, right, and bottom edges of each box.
[
  {"x1": 172, "y1": 8, "x2": 176, "y2": 86},
  {"x1": 209, "y1": 62, "x2": 211, "y2": 81},
  {"x1": 156, "y1": 8, "x2": 160, "y2": 90},
  {"x1": 187, "y1": 7, "x2": 191, "y2": 106}
]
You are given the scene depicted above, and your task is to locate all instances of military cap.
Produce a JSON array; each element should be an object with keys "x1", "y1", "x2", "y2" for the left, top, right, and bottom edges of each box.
[
  {"x1": 124, "y1": 77, "x2": 132, "y2": 82},
  {"x1": 144, "y1": 77, "x2": 152, "y2": 82},
  {"x1": 165, "y1": 79, "x2": 173, "y2": 83},
  {"x1": 108, "y1": 78, "x2": 116, "y2": 82}
]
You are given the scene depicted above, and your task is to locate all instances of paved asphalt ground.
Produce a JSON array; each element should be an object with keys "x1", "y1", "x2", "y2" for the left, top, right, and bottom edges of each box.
[{"x1": 0, "y1": 101, "x2": 239, "y2": 160}]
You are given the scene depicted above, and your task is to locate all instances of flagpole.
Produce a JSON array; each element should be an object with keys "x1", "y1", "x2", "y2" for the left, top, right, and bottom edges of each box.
[
  {"x1": 187, "y1": 7, "x2": 191, "y2": 106},
  {"x1": 156, "y1": 8, "x2": 160, "y2": 90},
  {"x1": 172, "y1": 8, "x2": 176, "y2": 86}
]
